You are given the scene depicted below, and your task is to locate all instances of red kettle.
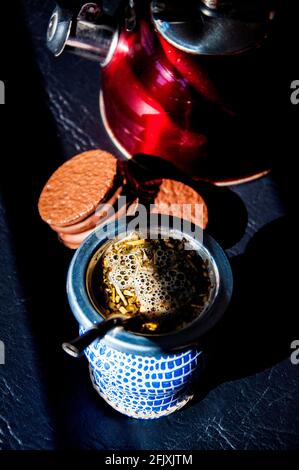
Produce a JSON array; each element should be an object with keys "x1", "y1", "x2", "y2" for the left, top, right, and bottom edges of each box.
[{"x1": 47, "y1": 1, "x2": 280, "y2": 184}]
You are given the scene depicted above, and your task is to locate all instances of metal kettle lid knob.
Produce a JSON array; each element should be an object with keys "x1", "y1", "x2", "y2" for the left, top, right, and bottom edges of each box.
[
  {"x1": 202, "y1": 0, "x2": 220, "y2": 8},
  {"x1": 152, "y1": 0, "x2": 279, "y2": 55}
]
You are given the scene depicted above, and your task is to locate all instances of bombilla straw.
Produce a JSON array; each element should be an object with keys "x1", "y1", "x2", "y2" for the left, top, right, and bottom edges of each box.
[{"x1": 62, "y1": 315, "x2": 131, "y2": 358}]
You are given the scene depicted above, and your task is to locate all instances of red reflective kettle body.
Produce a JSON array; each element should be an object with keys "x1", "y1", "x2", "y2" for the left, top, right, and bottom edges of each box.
[{"x1": 47, "y1": 1, "x2": 279, "y2": 184}]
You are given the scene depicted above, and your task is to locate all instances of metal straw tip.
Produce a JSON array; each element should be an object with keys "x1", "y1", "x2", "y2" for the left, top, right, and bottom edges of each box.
[{"x1": 62, "y1": 342, "x2": 82, "y2": 358}]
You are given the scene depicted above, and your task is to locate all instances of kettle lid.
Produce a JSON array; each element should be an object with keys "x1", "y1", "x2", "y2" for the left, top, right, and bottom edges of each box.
[{"x1": 151, "y1": 0, "x2": 278, "y2": 55}]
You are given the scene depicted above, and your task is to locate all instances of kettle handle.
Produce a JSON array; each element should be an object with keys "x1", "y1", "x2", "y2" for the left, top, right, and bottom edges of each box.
[{"x1": 55, "y1": 0, "x2": 99, "y2": 8}]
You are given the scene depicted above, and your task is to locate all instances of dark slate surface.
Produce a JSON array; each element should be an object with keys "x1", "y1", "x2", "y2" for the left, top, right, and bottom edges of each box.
[{"x1": 0, "y1": 0, "x2": 298, "y2": 450}]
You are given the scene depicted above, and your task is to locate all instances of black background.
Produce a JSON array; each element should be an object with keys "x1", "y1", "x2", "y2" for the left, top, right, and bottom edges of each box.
[{"x1": 0, "y1": 0, "x2": 299, "y2": 455}]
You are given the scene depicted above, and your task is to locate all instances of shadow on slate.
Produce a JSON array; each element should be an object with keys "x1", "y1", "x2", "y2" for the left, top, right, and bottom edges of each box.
[{"x1": 190, "y1": 215, "x2": 295, "y2": 404}]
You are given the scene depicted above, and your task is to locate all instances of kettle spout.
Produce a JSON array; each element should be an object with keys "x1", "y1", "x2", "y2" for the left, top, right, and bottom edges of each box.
[{"x1": 47, "y1": 2, "x2": 118, "y2": 65}]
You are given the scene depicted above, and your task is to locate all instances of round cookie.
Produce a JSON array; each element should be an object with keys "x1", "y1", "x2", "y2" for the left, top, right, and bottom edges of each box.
[
  {"x1": 50, "y1": 186, "x2": 123, "y2": 234},
  {"x1": 148, "y1": 179, "x2": 208, "y2": 229},
  {"x1": 38, "y1": 150, "x2": 119, "y2": 227},
  {"x1": 57, "y1": 197, "x2": 131, "y2": 246}
]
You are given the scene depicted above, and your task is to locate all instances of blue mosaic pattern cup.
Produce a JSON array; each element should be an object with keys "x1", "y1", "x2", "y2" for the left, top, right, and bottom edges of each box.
[
  {"x1": 84, "y1": 329, "x2": 203, "y2": 419},
  {"x1": 67, "y1": 218, "x2": 233, "y2": 419}
]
